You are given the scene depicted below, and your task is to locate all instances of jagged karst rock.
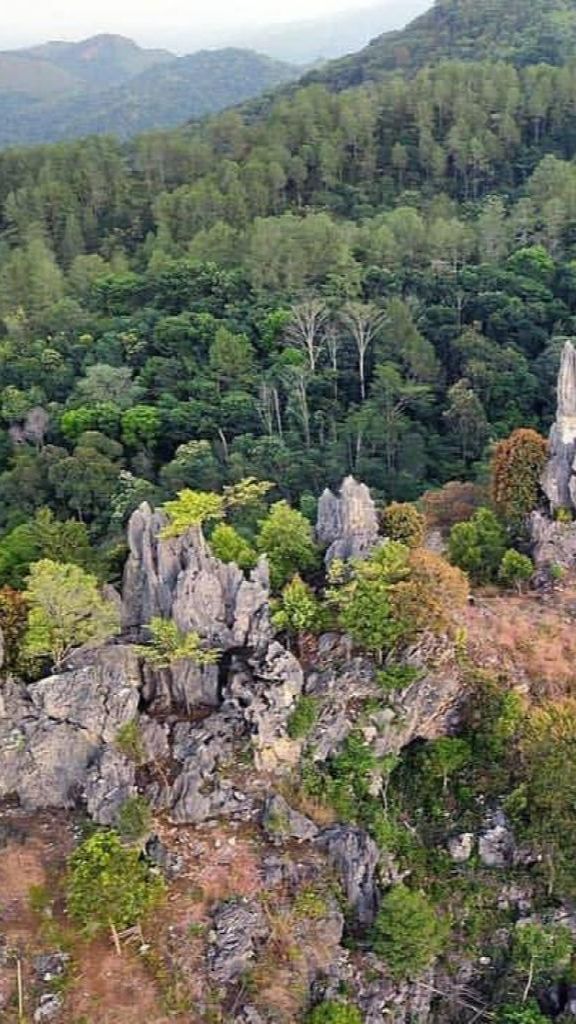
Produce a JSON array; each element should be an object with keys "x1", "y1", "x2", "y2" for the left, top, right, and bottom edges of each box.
[
  {"x1": 0, "y1": 647, "x2": 141, "y2": 818},
  {"x1": 208, "y1": 898, "x2": 268, "y2": 984},
  {"x1": 541, "y1": 340, "x2": 576, "y2": 513},
  {"x1": 262, "y1": 793, "x2": 319, "y2": 842},
  {"x1": 33, "y1": 995, "x2": 62, "y2": 1023},
  {"x1": 448, "y1": 833, "x2": 474, "y2": 863},
  {"x1": 479, "y1": 813, "x2": 515, "y2": 868},
  {"x1": 240, "y1": 642, "x2": 303, "y2": 771},
  {"x1": 145, "y1": 834, "x2": 185, "y2": 879},
  {"x1": 316, "y1": 476, "x2": 380, "y2": 565},
  {"x1": 316, "y1": 825, "x2": 380, "y2": 928},
  {"x1": 531, "y1": 509, "x2": 576, "y2": 569},
  {"x1": 141, "y1": 658, "x2": 220, "y2": 714},
  {"x1": 122, "y1": 502, "x2": 272, "y2": 651},
  {"x1": 83, "y1": 747, "x2": 137, "y2": 825}
]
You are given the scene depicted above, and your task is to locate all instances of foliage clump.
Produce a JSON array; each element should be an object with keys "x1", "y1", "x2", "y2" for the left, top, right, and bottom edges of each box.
[
  {"x1": 257, "y1": 501, "x2": 319, "y2": 590},
  {"x1": 23, "y1": 559, "x2": 119, "y2": 667},
  {"x1": 0, "y1": 585, "x2": 28, "y2": 672},
  {"x1": 306, "y1": 1001, "x2": 363, "y2": 1024},
  {"x1": 499, "y1": 549, "x2": 534, "y2": 591},
  {"x1": 380, "y1": 501, "x2": 425, "y2": 548},
  {"x1": 492, "y1": 428, "x2": 548, "y2": 528},
  {"x1": 136, "y1": 617, "x2": 219, "y2": 668},
  {"x1": 448, "y1": 508, "x2": 507, "y2": 583},
  {"x1": 209, "y1": 522, "x2": 257, "y2": 570},
  {"x1": 67, "y1": 830, "x2": 165, "y2": 934},
  {"x1": 287, "y1": 695, "x2": 319, "y2": 739},
  {"x1": 371, "y1": 884, "x2": 447, "y2": 979},
  {"x1": 272, "y1": 574, "x2": 324, "y2": 639}
]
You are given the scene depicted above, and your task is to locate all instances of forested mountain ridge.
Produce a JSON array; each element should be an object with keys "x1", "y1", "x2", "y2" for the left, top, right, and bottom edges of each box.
[
  {"x1": 0, "y1": 39, "x2": 298, "y2": 146},
  {"x1": 305, "y1": 0, "x2": 576, "y2": 88},
  {"x1": 0, "y1": 0, "x2": 575, "y2": 552},
  {"x1": 0, "y1": 34, "x2": 173, "y2": 99}
]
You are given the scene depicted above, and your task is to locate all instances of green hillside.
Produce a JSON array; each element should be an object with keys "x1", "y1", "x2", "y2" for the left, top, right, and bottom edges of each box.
[{"x1": 305, "y1": 0, "x2": 576, "y2": 88}]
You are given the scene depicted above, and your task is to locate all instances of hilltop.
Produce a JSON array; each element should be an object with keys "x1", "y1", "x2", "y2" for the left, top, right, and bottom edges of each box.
[{"x1": 305, "y1": 0, "x2": 576, "y2": 87}]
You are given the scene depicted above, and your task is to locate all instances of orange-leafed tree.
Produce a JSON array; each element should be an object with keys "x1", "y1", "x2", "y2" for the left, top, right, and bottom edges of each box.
[{"x1": 491, "y1": 428, "x2": 548, "y2": 528}]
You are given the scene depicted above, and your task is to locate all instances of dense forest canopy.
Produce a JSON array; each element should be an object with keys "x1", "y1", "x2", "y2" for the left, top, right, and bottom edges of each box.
[{"x1": 0, "y1": 0, "x2": 575, "y2": 573}]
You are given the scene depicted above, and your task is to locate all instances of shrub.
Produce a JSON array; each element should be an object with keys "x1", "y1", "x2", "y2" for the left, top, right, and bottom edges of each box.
[
  {"x1": 257, "y1": 501, "x2": 319, "y2": 591},
  {"x1": 448, "y1": 507, "x2": 507, "y2": 583},
  {"x1": 391, "y1": 548, "x2": 469, "y2": 637},
  {"x1": 512, "y1": 922, "x2": 573, "y2": 997},
  {"x1": 499, "y1": 549, "x2": 534, "y2": 592},
  {"x1": 423, "y1": 737, "x2": 471, "y2": 792},
  {"x1": 498, "y1": 1004, "x2": 548, "y2": 1024},
  {"x1": 371, "y1": 884, "x2": 446, "y2": 978},
  {"x1": 421, "y1": 481, "x2": 485, "y2": 533},
  {"x1": 307, "y1": 1001, "x2": 363, "y2": 1024},
  {"x1": 272, "y1": 575, "x2": 324, "y2": 637},
  {"x1": 380, "y1": 502, "x2": 425, "y2": 548},
  {"x1": 136, "y1": 617, "x2": 219, "y2": 668},
  {"x1": 287, "y1": 696, "x2": 319, "y2": 739},
  {"x1": 67, "y1": 830, "x2": 165, "y2": 934},
  {"x1": 492, "y1": 428, "x2": 548, "y2": 527},
  {"x1": 0, "y1": 586, "x2": 28, "y2": 672},
  {"x1": 209, "y1": 522, "x2": 257, "y2": 570},
  {"x1": 115, "y1": 720, "x2": 145, "y2": 764},
  {"x1": 116, "y1": 796, "x2": 153, "y2": 843}
]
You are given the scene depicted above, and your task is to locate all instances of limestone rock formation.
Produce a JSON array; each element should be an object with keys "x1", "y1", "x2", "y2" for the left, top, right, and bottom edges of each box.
[
  {"x1": 0, "y1": 646, "x2": 141, "y2": 814},
  {"x1": 208, "y1": 899, "x2": 268, "y2": 983},
  {"x1": 316, "y1": 825, "x2": 380, "y2": 928},
  {"x1": 531, "y1": 509, "x2": 576, "y2": 569},
  {"x1": 316, "y1": 475, "x2": 380, "y2": 564},
  {"x1": 541, "y1": 340, "x2": 576, "y2": 512},
  {"x1": 122, "y1": 502, "x2": 272, "y2": 651}
]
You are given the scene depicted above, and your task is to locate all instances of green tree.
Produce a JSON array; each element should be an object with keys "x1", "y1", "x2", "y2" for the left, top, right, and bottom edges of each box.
[
  {"x1": 328, "y1": 542, "x2": 411, "y2": 659},
  {"x1": 424, "y1": 737, "x2": 471, "y2": 792},
  {"x1": 448, "y1": 508, "x2": 507, "y2": 583},
  {"x1": 256, "y1": 501, "x2": 319, "y2": 590},
  {"x1": 371, "y1": 885, "x2": 447, "y2": 978},
  {"x1": 512, "y1": 922, "x2": 573, "y2": 1002},
  {"x1": 67, "y1": 830, "x2": 165, "y2": 936},
  {"x1": 499, "y1": 550, "x2": 534, "y2": 592},
  {"x1": 272, "y1": 574, "x2": 323, "y2": 641},
  {"x1": 209, "y1": 523, "x2": 257, "y2": 570},
  {"x1": 380, "y1": 502, "x2": 425, "y2": 548},
  {"x1": 23, "y1": 559, "x2": 119, "y2": 667},
  {"x1": 137, "y1": 617, "x2": 219, "y2": 668}
]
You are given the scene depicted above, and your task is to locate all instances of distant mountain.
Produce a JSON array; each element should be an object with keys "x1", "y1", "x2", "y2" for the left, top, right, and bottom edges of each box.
[
  {"x1": 305, "y1": 0, "x2": 576, "y2": 89},
  {"x1": 224, "y1": 0, "x2": 430, "y2": 65},
  {"x1": 0, "y1": 39, "x2": 298, "y2": 147},
  {"x1": 0, "y1": 34, "x2": 172, "y2": 100}
]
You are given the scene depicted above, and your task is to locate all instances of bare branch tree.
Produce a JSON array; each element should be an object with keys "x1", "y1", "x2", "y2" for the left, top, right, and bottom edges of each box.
[
  {"x1": 340, "y1": 302, "x2": 386, "y2": 401},
  {"x1": 284, "y1": 299, "x2": 329, "y2": 374}
]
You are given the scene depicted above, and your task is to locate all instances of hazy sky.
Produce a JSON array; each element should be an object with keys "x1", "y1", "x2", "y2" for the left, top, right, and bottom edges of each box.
[{"x1": 1, "y1": 0, "x2": 390, "y2": 50}]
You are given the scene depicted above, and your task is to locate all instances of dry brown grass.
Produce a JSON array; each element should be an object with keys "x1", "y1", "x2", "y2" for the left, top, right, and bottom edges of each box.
[{"x1": 464, "y1": 585, "x2": 576, "y2": 700}]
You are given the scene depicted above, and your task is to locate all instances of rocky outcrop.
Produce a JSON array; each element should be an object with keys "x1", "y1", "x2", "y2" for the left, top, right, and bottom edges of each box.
[
  {"x1": 531, "y1": 509, "x2": 576, "y2": 569},
  {"x1": 541, "y1": 341, "x2": 576, "y2": 513},
  {"x1": 262, "y1": 794, "x2": 319, "y2": 843},
  {"x1": 208, "y1": 899, "x2": 268, "y2": 984},
  {"x1": 316, "y1": 476, "x2": 380, "y2": 565},
  {"x1": 316, "y1": 825, "x2": 380, "y2": 928},
  {"x1": 122, "y1": 502, "x2": 271, "y2": 651},
  {"x1": 0, "y1": 646, "x2": 141, "y2": 815}
]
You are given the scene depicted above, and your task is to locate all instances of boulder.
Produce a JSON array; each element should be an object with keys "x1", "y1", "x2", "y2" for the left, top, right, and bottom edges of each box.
[
  {"x1": 448, "y1": 833, "x2": 474, "y2": 863},
  {"x1": 316, "y1": 825, "x2": 380, "y2": 928},
  {"x1": 316, "y1": 476, "x2": 380, "y2": 565},
  {"x1": 208, "y1": 899, "x2": 268, "y2": 984},
  {"x1": 479, "y1": 814, "x2": 515, "y2": 868},
  {"x1": 262, "y1": 793, "x2": 318, "y2": 843},
  {"x1": 530, "y1": 510, "x2": 576, "y2": 569},
  {"x1": 0, "y1": 646, "x2": 142, "y2": 819}
]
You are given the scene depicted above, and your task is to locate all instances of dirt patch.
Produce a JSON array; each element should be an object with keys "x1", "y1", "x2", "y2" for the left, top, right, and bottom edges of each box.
[{"x1": 64, "y1": 944, "x2": 177, "y2": 1024}]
